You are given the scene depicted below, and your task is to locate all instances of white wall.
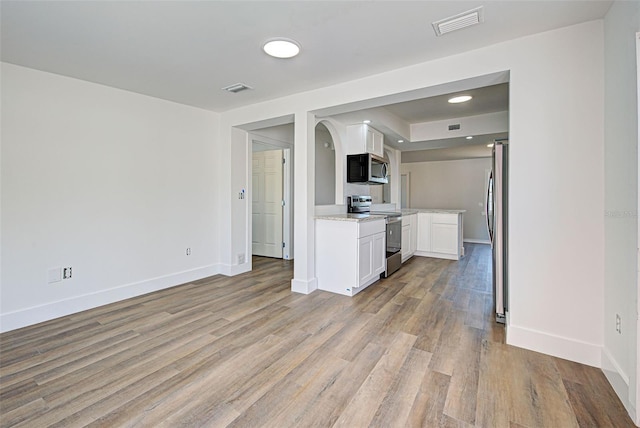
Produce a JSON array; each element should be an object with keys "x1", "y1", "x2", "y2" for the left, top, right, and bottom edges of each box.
[
  {"x1": 401, "y1": 158, "x2": 491, "y2": 242},
  {"x1": 250, "y1": 123, "x2": 294, "y2": 145},
  {"x1": 0, "y1": 63, "x2": 220, "y2": 332},
  {"x1": 217, "y1": 20, "x2": 605, "y2": 368},
  {"x1": 603, "y1": 0, "x2": 640, "y2": 419},
  {"x1": 315, "y1": 124, "x2": 335, "y2": 205}
]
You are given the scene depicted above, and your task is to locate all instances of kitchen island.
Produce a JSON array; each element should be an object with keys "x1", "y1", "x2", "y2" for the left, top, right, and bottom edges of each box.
[
  {"x1": 412, "y1": 209, "x2": 465, "y2": 260},
  {"x1": 315, "y1": 214, "x2": 386, "y2": 296}
]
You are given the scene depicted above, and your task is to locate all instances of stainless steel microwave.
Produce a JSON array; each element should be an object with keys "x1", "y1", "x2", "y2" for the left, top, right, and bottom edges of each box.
[{"x1": 346, "y1": 153, "x2": 388, "y2": 184}]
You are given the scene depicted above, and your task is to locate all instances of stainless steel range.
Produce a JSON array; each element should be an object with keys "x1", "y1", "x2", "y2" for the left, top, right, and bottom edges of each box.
[{"x1": 347, "y1": 195, "x2": 402, "y2": 278}]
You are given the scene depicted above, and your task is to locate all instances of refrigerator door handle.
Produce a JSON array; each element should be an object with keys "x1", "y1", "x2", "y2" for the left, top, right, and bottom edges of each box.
[{"x1": 486, "y1": 170, "x2": 493, "y2": 245}]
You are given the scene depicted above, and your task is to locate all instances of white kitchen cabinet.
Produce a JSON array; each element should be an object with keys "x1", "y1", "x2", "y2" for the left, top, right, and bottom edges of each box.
[
  {"x1": 346, "y1": 124, "x2": 384, "y2": 157},
  {"x1": 414, "y1": 211, "x2": 464, "y2": 260},
  {"x1": 316, "y1": 218, "x2": 386, "y2": 296},
  {"x1": 410, "y1": 215, "x2": 418, "y2": 256},
  {"x1": 416, "y1": 213, "x2": 432, "y2": 252},
  {"x1": 401, "y1": 213, "x2": 417, "y2": 262},
  {"x1": 359, "y1": 232, "x2": 386, "y2": 287}
]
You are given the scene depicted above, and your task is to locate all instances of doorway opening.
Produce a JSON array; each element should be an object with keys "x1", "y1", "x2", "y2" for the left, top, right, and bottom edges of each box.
[{"x1": 249, "y1": 130, "x2": 293, "y2": 261}]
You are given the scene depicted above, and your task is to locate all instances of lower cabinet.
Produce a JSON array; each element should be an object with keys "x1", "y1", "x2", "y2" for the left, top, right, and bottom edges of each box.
[
  {"x1": 415, "y1": 212, "x2": 464, "y2": 260},
  {"x1": 316, "y1": 218, "x2": 386, "y2": 296},
  {"x1": 401, "y1": 213, "x2": 417, "y2": 262},
  {"x1": 358, "y1": 232, "x2": 386, "y2": 287}
]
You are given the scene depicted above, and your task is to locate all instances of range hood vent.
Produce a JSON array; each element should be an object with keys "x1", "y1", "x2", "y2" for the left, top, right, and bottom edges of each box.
[{"x1": 432, "y1": 7, "x2": 484, "y2": 37}]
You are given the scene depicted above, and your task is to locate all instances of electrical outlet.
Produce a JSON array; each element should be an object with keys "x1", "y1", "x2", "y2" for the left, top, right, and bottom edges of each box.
[
  {"x1": 186, "y1": 247, "x2": 191, "y2": 256},
  {"x1": 63, "y1": 267, "x2": 72, "y2": 279},
  {"x1": 237, "y1": 253, "x2": 245, "y2": 264},
  {"x1": 616, "y1": 314, "x2": 622, "y2": 334}
]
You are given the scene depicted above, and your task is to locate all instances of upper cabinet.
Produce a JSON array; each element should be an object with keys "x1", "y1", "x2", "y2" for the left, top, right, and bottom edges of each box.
[{"x1": 346, "y1": 124, "x2": 384, "y2": 157}]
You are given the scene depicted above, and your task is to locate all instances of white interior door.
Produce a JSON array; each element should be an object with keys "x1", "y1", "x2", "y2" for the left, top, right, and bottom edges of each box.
[{"x1": 252, "y1": 150, "x2": 284, "y2": 258}]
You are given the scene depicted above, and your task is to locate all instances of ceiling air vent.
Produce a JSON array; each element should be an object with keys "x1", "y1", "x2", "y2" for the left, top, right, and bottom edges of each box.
[
  {"x1": 448, "y1": 124, "x2": 461, "y2": 131},
  {"x1": 432, "y1": 7, "x2": 484, "y2": 37},
  {"x1": 222, "y1": 83, "x2": 253, "y2": 93}
]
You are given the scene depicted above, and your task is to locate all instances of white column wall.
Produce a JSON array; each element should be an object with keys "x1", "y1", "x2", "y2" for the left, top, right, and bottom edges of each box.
[
  {"x1": 292, "y1": 112, "x2": 318, "y2": 293},
  {"x1": 603, "y1": 0, "x2": 640, "y2": 420}
]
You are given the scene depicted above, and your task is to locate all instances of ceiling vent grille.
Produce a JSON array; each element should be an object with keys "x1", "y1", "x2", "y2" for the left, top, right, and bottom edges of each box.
[
  {"x1": 222, "y1": 83, "x2": 253, "y2": 93},
  {"x1": 432, "y1": 7, "x2": 484, "y2": 37}
]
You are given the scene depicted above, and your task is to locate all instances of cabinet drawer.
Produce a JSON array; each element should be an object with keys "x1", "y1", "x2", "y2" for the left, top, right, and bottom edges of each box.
[
  {"x1": 358, "y1": 219, "x2": 385, "y2": 238},
  {"x1": 431, "y1": 213, "x2": 457, "y2": 225}
]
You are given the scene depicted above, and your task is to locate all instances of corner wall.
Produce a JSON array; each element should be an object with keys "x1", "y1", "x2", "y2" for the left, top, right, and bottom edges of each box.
[
  {"x1": 602, "y1": 0, "x2": 640, "y2": 420},
  {"x1": 0, "y1": 63, "x2": 220, "y2": 332}
]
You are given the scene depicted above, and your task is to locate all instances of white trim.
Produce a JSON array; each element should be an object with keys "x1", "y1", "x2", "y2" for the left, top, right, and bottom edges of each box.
[
  {"x1": 602, "y1": 346, "x2": 634, "y2": 419},
  {"x1": 0, "y1": 264, "x2": 221, "y2": 333},
  {"x1": 291, "y1": 277, "x2": 318, "y2": 294},
  {"x1": 218, "y1": 262, "x2": 251, "y2": 277},
  {"x1": 507, "y1": 323, "x2": 601, "y2": 367},
  {"x1": 464, "y1": 239, "x2": 491, "y2": 245},
  {"x1": 283, "y1": 148, "x2": 293, "y2": 260},
  {"x1": 414, "y1": 251, "x2": 459, "y2": 260},
  {"x1": 636, "y1": 30, "x2": 640, "y2": 428}
]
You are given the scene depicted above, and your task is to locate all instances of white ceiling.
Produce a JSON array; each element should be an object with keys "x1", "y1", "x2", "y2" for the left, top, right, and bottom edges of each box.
[{"x1": 1, "y1": 1, "x2": 612, "y2": 113}]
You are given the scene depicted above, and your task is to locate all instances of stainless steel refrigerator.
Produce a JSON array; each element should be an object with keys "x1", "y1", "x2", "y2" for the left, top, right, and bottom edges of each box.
[{"x1": 486, "y1": 140, "x2": 508, "y2": 324}]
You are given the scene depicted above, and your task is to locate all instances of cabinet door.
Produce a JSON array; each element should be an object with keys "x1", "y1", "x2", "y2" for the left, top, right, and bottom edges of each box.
[
  {"x1": 401, "y1": 224, "x2": 411, "y2": 260},
  {"x1": 416, "y1": 213, "x2": 431, "y2": 251},
  {"x1": 373, "y1": 232, "x2": 386, "y2": 274},
  {"x1": 431, "y1": 223, "x2": 458, "y2": 254},
  {"x1": 372, "y1": 131, "x2": 384, "y2": 157},
  {"x1": 410, "y1": 215, "x2": 418, "y2": 254},
  {"x1": 358, "y1": 235, "x2": 374, "y2": 287},
  {"x1": 365, "y1": 128, "x2": 376, "y2": 154}
]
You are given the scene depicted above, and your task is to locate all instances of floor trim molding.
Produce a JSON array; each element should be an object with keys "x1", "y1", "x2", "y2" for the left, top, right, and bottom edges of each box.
[
  {"x1": 602, "y1": 346, "x2": 635, "y2": 420},
  {"x1": 463, "y1": 239, "x2": 490, "y2": 245},
  {"x1": 291, "y1": 277, "x2": 318, "y2": 294},
  {"x1": 507, "y1": 323, "x2": 601, "y2": 367},
  {"x1": 0, "y1": 263, "x2": 221, "y2": 333}
]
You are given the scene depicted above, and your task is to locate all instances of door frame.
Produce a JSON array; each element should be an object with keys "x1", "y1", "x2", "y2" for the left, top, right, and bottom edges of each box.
[{"x1": 249, "y1": 134, "x2": 294, "y2": 260}]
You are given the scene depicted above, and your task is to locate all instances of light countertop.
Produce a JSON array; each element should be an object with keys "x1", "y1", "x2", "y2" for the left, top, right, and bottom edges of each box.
[
  {"x1": 315, "y1": 214, "x2": 386, "y2": 223},
  {"x1": 405, "y1": 209, "x2": 466, "y2": 214}
]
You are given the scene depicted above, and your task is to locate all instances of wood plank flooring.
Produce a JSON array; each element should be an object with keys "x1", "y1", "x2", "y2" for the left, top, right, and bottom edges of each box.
[{"x1": 0, "y1": 244, "x2": 634, "y2": 427}]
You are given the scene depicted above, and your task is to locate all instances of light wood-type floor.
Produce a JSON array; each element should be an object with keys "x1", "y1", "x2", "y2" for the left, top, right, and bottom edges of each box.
[{"x1": 0, "y1": 244, "x2": 634, "y2": 427}]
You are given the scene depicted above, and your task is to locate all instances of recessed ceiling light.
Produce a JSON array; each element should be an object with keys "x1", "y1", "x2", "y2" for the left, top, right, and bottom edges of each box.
[
  {"x1": 363, "y1": 120, "x2": 371, "y2": 124},
  {"x1": 398, "y1": 140, "x2": 404, "y2": 143},
  {"x1": 448, "y1": 95, "x2": 473, "y2": 103},
  {"x1": 466, "y1": 136, "x2": 473, "y2": 140},
  {"x1": 263, "y1": 38, "x2": 300, "y2": 58},
  {"x1": 487, "y1": 143, "x2": 494, "y2": 148}
]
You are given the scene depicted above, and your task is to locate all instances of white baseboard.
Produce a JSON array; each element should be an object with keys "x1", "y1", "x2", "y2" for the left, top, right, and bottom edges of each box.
[
  {"x1": 414, "y1": 250, "x2": 458, "y2": 260},
  {"x1": 506, "y1": 324, "x2": 601, "y2": 367},
  {"x1": 601, "y1": 347, "x2": 636, "y2": 421},
  {"x1": 0, "y1": 263, "x2": 222, "y2": 333},
  {"x1": 218, "y1": 262, "x2": 251, "y2": 276},
  {"x1": 463, "y1": 239, "x2": 491, "y2": 245},
  {"x1": 291, "y1": 277, "x2": 318, "y2": 294}
]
